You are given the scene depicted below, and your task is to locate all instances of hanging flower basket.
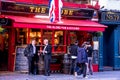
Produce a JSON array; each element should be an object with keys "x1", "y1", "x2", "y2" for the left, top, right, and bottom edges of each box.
[
  {"x1": 92, "y1": 32, "x2": 103, "y2": 37},
  {"x1": 0, "y1": 26, "x2": 7, "y2": 34}
]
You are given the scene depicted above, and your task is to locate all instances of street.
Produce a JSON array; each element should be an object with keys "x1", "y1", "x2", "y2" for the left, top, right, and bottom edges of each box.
[{"x1": 0, "y1": 71, "x2": 120, "y2": 80}]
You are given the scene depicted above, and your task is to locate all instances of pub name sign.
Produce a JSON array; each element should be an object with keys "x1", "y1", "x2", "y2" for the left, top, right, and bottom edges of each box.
[
  {"x1": 99, "y1": 11, "x2": 120, "y2": 24},
  {"x1": 1, "y1": 1, "x2": 94, "y2": 19}
]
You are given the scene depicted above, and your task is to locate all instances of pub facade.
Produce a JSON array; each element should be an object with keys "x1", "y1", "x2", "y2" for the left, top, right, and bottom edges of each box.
[
  {"x1": 0, "y1": 0, "x2": 107, "y2": 73},
  {"x1": 99, "y1": 10, "x2": 120, "y2": 71}
]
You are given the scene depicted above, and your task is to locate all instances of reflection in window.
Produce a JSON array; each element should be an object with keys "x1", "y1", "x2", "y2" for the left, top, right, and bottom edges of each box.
[
  {"x1": 16, "y1": 28, "x2": 27, "y2": 45},
  {"x1": 30, "y1": 29, "x2": 41, "y2": 44},
  {"x1": 54, "y1": 31, "x2": 64, "y2": 52},
  {"x1": 43, "y1": 30, "x2": 52, "y2": 44},
  {"x1": 70, "y1": 32, "x2": 77, "y2": 45}
]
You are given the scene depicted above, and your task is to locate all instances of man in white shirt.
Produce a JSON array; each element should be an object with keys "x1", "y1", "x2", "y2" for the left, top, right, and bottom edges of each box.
[{"x1": 41, "y1": 39, "x2": 52, "y2": 76}]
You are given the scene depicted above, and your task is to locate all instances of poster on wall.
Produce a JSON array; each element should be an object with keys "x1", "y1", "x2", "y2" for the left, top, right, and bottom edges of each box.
[{"x1": 93, "y1": 41, "x2": 99, "y2": 50}]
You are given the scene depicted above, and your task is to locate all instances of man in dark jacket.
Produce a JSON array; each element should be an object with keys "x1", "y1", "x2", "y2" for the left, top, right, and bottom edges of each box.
[
  {"x1": 41, "y1": 39, "x2": 52, "y2": 76},
  {"x1": 69, "y1": 41, "x2": 78, "y2": 75},
  {"x1": 24, "y1": 39, "x2": 39, "y2": 75},
  {"x1": 76, "y1": 47, "x2": 88, "y2": 78}
]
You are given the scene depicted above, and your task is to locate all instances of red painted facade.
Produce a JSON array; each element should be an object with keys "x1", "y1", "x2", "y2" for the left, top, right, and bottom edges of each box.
[
  {"x1": 0, "y1": 0, "x2": 103, "y2": 72},
  {"x1": 4, "y1": 0, "x2": 99, "y2": 9}
]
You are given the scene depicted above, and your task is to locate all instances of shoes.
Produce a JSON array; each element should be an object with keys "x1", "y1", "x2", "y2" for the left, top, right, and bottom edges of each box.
[
  {"x1": 74, "y1": 72, "x2": 78, "y2": 77},
  {"x1": 44, "y1": 74, "x2": 50, "y2": 76},
  {"x1": 28, "y1": 72, "x2": 33, "y2": 75},
  {"x1": 90, "y1": 73, "x2": 93, "y2": 75},
  {"x1": 83, "y1": 76, "x2": 88, "y2": 79}
]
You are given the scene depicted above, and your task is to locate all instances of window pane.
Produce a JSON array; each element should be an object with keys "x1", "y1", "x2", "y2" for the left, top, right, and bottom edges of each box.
[
  {"x1": 54, "y1": 31, "x2": 64, "y2": 52},
  {"x1": 30, "y1": 29, "x2": 41, "y2": 44}
]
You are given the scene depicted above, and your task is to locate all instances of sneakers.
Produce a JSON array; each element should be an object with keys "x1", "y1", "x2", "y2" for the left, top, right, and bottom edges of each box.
[
  {"x1": 83, "y1": 76, "x2": 88, "y2": 79},
  {"x1": 74, "y1": 72, "x2": 78, "y2": 77}
]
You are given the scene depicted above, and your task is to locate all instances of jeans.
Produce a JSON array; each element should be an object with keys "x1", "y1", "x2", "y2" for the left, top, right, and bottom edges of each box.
[
  {"x1": 87, "y1": 57, "x2": 93, "y2": 75},
  {"x1": 75, "y1": 63, "x2": 87, "y2": 77},
  {"x1": 70, "y1": 59, "x2": 76, "y2": 74}
]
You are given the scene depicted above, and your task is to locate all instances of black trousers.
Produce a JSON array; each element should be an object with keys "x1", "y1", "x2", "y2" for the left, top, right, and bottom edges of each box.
[
  {"x1": 70, "y1": 59, "x2": 76, "y2": 74},
  {"x1": 28, "y1": 55, "x2": 38, "y2": 74},
  {"x1": 44, "y1": 57, "x2": 51, "y2": 75},
  {"x1": 78, "y1": 63, "x2": 87, "y2": 77}
]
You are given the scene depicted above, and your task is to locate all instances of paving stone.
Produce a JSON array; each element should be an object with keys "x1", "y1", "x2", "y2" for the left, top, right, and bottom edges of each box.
[{"x1": 0, "y1": 71, "x2": 120, "y2": 80}]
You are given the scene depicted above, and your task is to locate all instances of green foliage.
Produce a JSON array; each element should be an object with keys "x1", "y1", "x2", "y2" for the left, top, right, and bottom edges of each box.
[
  {"x1": 0, "y1": 26, "x2": 7, "y2": 34},
  {"x1": 92, "y1": 32, "x2": 103, "y2": 37}
]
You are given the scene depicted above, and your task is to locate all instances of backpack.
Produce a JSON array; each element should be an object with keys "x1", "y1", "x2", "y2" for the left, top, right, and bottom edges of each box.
[{"x1": 24, "y1": 45, "x2": 30, "y2": 57}]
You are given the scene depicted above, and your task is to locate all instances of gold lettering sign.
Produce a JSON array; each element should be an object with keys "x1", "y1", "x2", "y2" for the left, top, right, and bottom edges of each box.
[
  {"x1": 69, "y1": 10, "x2": 74, "y2": 16},
  {"x1": 62, "y1": 9, "x2": 74, "y2": 16},
  {"x1": 30, "y1": 7, "x2": 34, "y2": 13},
  {"x1": 1, "y1": 1, "x2": 94, "y2": 19},
  {"x1": 64, "y1": 9, "x2": 69, "y2": 15},
  {"x1": 41, "y1": 8, "x2": 46, "y2": 13},
  {"x1": 106, "y1": 13, "x2": 120, "y2": 21},
  {"x1": 30, "y1": 6, "x2": 47, "y2": 13}
]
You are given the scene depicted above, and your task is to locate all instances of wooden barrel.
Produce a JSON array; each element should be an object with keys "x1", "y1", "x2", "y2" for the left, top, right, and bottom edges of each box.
[
  {"x1": 62, "y1": 54, "x2": 71, "y2": 74},
  {"x1": 15, "y1": 46, "x2": 28, "y2": 73},
  {"x1": 38, "y1": 55, "x2": 44, "y2": 74}
]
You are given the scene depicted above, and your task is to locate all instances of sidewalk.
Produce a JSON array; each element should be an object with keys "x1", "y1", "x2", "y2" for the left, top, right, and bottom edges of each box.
[{"x1": 0, "y1": 71, "x2": 120, "y2": 80}]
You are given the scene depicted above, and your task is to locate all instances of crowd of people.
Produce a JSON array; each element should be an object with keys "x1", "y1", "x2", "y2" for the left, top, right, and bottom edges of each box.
[
  {"x1": 69, "y1": 41, "x2": 93, "y2": 78},
  {"x1": 24, "y1": 39, "x2": 93, "y2": 78}
]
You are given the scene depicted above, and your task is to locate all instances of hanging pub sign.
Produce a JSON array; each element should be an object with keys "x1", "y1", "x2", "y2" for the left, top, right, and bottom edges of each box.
[
  {"x1": 98, "y1": 10, "x2": 120, "y2": 24},
  {"x1": 0, "y1": 18, "x2": 13, "y2": 26},
  {"x1": 0, "y1": 1, "x2": 94, "y2": 19}
]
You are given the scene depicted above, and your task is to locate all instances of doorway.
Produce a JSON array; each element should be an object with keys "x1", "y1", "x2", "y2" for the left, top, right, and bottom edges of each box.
[
  {"x1": 0, "y1": 30, "x2": 9, "y2": 71},
  {"x1": 103, "y1": 26, "x2": 115, "y2": 71}
]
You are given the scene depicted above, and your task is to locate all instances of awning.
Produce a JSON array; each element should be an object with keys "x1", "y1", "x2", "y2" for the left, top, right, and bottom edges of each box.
[{"x1": 5, "y1": 15, "x2": 107, "y2": 31}]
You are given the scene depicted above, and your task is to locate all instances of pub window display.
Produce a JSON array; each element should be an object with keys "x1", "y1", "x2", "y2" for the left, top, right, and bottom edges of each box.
[
  {"x1": 54, "y1": 31, "x2": 64, "y2": 52},
  {"x1": 16, "y1": 29, "x2": 27, "y2": 45},
  {"x1": 30, "y1": 29, "x2": 41, "y2": 44}
]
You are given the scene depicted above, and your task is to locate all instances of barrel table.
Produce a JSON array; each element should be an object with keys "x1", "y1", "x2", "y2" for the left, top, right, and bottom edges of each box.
[{"x1": 62, "y1": 54, "x2": 71, "y2": 74}]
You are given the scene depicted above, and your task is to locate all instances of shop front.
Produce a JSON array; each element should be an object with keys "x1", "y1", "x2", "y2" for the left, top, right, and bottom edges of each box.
[
  {"x1": 98, "y1": 10, "x2": 120, "y2": 71},
  {"x1": 0, "y1": 1, "x2": 107, "y2": 73}
]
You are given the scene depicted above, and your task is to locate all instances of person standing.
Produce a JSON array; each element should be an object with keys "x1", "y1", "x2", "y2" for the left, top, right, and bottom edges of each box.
[
  {"x1": 69, "y1": 41, "x2": 79, "y2": 75},
  {"x1": 76, "y1": 46, "x2": 88, "y2": 78},
  {"x1": 41, "y1": 39, "x2": 52, "y2": 76},
  {"x1": 86, "y1": 42, "x2": 93, "y2": 75},
  {"x1": 24, "y1": 39, "x2": 39, "y2": 75}
]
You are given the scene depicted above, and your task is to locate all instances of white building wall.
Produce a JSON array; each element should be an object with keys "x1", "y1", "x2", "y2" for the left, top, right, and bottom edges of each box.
[{"x1": 99, "y1": 0, "x2": 120, "y2": 10}]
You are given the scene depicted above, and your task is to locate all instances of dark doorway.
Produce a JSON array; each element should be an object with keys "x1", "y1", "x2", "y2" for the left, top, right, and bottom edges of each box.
[
  {"x1": 0, "y1": 31, "x2": 9, "y2": 71},
  {"x1": 103, "y1": 26, "x2": 115, "y2": 71}
]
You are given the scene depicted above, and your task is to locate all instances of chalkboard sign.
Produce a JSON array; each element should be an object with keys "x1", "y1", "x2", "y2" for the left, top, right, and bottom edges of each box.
[{"x1": 15, "y1": 46, "x2": 28, "y2": 72}]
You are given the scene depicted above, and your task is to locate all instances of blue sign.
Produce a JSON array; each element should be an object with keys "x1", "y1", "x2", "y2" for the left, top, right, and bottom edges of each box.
[{"x1": 99, "y1": 11, "x2": 120, "y2": 24}]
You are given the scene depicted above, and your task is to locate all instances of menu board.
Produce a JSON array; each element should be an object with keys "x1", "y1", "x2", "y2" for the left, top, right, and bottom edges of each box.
[{"x1": 15, "y1": 46, "x2": 28, "y2": 72}]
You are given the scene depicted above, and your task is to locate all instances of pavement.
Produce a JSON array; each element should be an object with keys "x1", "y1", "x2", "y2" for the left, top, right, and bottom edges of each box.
[{"x1": 0, "y1": 71, "x2": 120, "y2": 80}]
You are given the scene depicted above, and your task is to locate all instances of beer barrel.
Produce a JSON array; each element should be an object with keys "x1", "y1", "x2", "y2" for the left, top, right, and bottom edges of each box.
[
  {"x1": 38, "y1": 55, "x2": 44, "y2": 74},
  {"x1": 15, "y1": 46, "x2": 28, "y2": 73},
  {"x1": 62, "y1": 54, "x2": 71, "y2": 74}
]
